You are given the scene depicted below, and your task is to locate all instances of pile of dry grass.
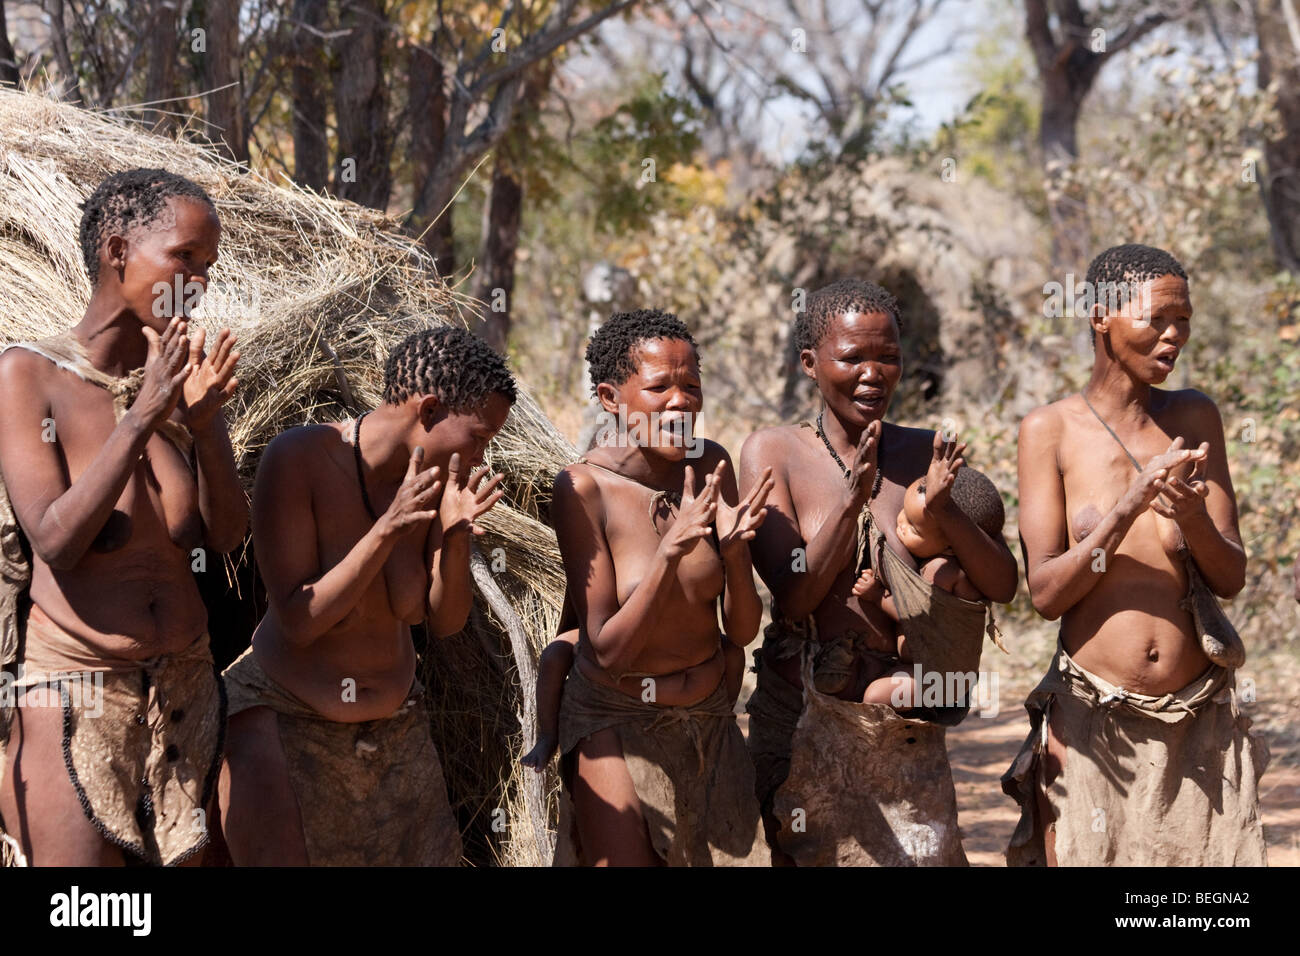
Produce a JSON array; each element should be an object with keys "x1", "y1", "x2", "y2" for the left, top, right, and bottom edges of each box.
[{"x1": 0, "y1": 88, "x2": 570, "y2": 866}]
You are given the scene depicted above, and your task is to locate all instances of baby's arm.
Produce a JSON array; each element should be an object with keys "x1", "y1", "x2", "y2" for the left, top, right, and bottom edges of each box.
[
  {"x1": 920, "y1": 555, "x2": 983, "y2": 601},
  {"x1": 521, "y1": 629, "x2": 578, "y2": 770},
  {"x1": 853, "y1": 567, "x2": 899, "y2": 621}
]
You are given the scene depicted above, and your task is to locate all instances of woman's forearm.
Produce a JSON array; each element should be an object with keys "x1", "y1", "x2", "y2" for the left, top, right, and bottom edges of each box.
[
  {"x1": 38, "y1": 410, "x2": 154, "y2": 570},
  {"x1": 1179, "y1": 510, "x2": 1246, "y2": 597},
  {"x1": 192, "y1": 411, "x2": 249, "y2": 554},
  {"x1": 276, "y1": 522, "x2": 397, "y2": 647},
  {"x1": 587, "y1": 550, "x2": 683, "y2": 674},
  {"x1": 720, "y1": 545, "x2": 762, "y2": 646},
  {"x1": 1028, "y1": 503, "x2": 1143, "y2": 620},
  {"x1": 427, "y1": 526, "x2": 473, "y2": 637},
  {"x1": 931, "y1": 501, "x2": 1018, "y2": 602},
  {"x1": 767, "y1": 494, "x2": 862, "y2": 620}
]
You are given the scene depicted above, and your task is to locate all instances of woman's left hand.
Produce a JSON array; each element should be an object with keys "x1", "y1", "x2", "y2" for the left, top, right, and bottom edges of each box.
[
  {"x1": 716, "y1": 462, "x2": 774, "y2": 553},
  {"x1": 922, "y1": 431, "x2": 967, "y2": 516},
  {"x1": 181, "y1": 327, "x2": 239, "y2": 431},
  {"x1": 1148, "y1": 475, "x2": 1210, "y2": 522},
  {"x1": 1148, "y1": 445, "x2": 1211, "y2": 522}
]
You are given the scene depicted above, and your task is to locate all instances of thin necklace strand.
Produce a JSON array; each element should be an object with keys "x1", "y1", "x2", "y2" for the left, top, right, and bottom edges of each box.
[
  {"x1": 816, "y1": 411, "x2": 883, "y2": 500},
  {"x1": 353, "y1": 411, "x2": 380, "y2": 522}
]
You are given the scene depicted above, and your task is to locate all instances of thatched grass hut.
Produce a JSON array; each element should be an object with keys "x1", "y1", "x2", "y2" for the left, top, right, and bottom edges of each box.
[{"x1": 0, "y1": 88, "x2": 569, "y2": 866}]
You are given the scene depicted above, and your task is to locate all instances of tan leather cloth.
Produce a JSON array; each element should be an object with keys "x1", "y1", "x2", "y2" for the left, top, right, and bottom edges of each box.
[
  {"x1": 222, "y1": 647, "x2": 462, "y2": 867},
  {"x1": 553, "y1": 661, "x2": 769, "y2": 866},
  {"x1": 1002, "y1": 639, "x2": 1269, "y2": 866},
  {"x1": 747, "y1": 504, "x2": 1001, "y2": 819},
  {"x1": 761, "y1": 653, "x2": 968, "y2": 866},
  {"x1": 1, "y1": 603, "x2": 224, "y2": 866}
]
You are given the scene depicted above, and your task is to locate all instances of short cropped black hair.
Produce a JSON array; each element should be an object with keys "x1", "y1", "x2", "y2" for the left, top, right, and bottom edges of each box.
[
  {"x1": 585, "y1": 309, "x2": 699, "y2": 395},
  {"x1": 921, "y1": 467, "x2": 1004, "y2": 538},
  {"x1": 383, "y1": 325, "x2": 517, "y2": 409},
  {"x1": 795, "y1": 278, "x2": 902, "y2": 353},
  {"x1": 79, "y1": 167, "x2": 216, "y2": 285},
  {"x1": 1084, "y1": 243, "x2": 1187, "y2": 313}
]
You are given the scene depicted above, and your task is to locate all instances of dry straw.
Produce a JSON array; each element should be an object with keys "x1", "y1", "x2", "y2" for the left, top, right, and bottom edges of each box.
[{"x1": 0, "y1": 88, "x2": 570, "y2": 866}]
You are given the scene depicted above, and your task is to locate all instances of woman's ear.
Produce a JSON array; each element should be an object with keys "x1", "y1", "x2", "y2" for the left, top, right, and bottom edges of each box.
[
  {"x1": 1089, "y1": 302, "x2": 1109, "y2": 344},
  {"x1": 417, "y1": 394, "x2": 442, "y2": 429},
  {"x1": 799, "y1": 348, "x2": 818, "y2": 381},
  {"x1": 105, "y1": 234, "x2": 127, "y2": 274},
  {"x1": 595, "y1": 382, "x2": 621, "y2": 415}
]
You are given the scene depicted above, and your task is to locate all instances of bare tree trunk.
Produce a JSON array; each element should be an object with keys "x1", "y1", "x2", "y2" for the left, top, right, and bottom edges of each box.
[
  {"x1": 143, "y1": 0, "x2": 180, "y2": 133},
  {"x1": 290, "y1": 0, "x2": 329, "y2": 191},
  {"x1": 0, "y1": 0, "x2": 21, "y2": 87},
  {"x1": 44, "y1": 0, "x2": 86, "y2": 104},
  {"x1": 205, "y1": 0, "x2": 248, "y2": 165},
  {"x1": 1024, "y1": 0, "x2": 1168, "y2": 275},
  {"x1": 1257, "y1": 0, "x2": 1300, "y2": 272},
  {"x1": 332, "y1": 0, "x2": 391, "y2": 210},
  {"x1": 471, "y1": 66, "x2": 551, "y2": 351},
  {"x1": 410, "y1": 38, "x2": 454, "y2": 274},
  {"x1": 474, "y1": 160, "x2": 523, "y2": 352}
]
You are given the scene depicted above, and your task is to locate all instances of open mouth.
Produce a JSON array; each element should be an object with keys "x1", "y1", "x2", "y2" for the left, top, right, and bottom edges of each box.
[
  {"x1": 853, "y1": 393, "x2": 884, "y2": 408},
  {"x1": 1154, "y1": 352, "x2": 1177, "y2": 370}
]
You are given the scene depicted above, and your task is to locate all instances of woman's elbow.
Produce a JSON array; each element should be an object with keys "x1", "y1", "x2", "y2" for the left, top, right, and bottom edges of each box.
[
  {"x1": 590, "y1": 637, "x2": 626, "y2": 674},
  {"x1": 428, "y1": 610, "x2": 469, "y2": 639},
  {"x1": 1027, "y1": 582, "x2": 1063, "y2": 621},
  {"x1": 1213, "y1": 572, "x2": 1246, "y2": 601},
  {"x1": 37, "y1": 535, "x2": 81, "y2": 572}
]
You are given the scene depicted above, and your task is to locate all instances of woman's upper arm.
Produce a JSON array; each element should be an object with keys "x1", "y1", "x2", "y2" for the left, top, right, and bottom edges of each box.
[
  {"x1": 1189, "y1": 393, "x2": 1242, "y2": 547},
  {"x1": 251, "y1": 433, "x2": 321, "y2": 614},
  {"x1": 740, "y1": 430, "x2": 801, "y2": 594},
  {"x1": 0, "y1": 351, "x2": 65, "y2": 546},
  {"x1": 551, "y1": 467, "x2": 619, "y2": 646},
  {"x1": 1016, "y1": 407, "x2": 1068, "y2": 588}
]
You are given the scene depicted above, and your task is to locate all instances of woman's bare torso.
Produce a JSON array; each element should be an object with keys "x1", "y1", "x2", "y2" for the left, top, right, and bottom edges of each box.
[
  {"x1": 26, "y1": 360, "x2": 207, "y2": 658},
  {"x1": 571, "y1": 457, "x2": 727, "y2": 706},
  {"x1": 764, "y1": 422, "x2": 932, "y2": 694},
  {"x1": 1054, "y1": 393, "x2": 1208, "y2": 693},
  {"x1": 253, "y1": 423, "x2": 423, "y2": 722}
]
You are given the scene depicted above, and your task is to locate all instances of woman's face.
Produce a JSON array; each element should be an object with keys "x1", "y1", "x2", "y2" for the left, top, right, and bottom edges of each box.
[
  {"x1": 599, "y1": 337, "x2": 703, "y2": 462},
  {"x1": 111, "y1": 196, "x2": 221, "y2": 333},
  {"x1": 1094, "y1": 274, "x2": 1191, "y2": 384},
  {"x1": 415, "y1": 391, "x2": 513, "y2": 470},
  {"x1": 803, "y1": 310, "x2": 902, "y2": 429}
]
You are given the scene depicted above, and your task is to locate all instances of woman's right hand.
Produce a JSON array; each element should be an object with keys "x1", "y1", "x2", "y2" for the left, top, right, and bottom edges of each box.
[
  {"x1": 844, "y1": 419, "x2": 882, "y2": 508},
  {"x1": 378, "y1": 446, "x2": 443, "y2": 539},
  {"x1": 131, "y1": 317, "x2": 193, "y2": 431},
  {"x1": 658, "y1": 463, "x2": 719, "y2": 562},
  {"x1": 1121, "y1": 436, "x2": 1207, "y2": 516}
]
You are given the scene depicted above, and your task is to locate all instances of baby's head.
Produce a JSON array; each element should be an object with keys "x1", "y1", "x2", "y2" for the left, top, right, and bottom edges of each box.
[{"x1": 896, "y1": 467, "x2": 1005, "y2": 559}]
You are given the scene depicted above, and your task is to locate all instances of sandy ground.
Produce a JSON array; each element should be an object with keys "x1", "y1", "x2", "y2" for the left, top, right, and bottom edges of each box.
[{"x1": 945, "y1": 708, "x2": 1300, "y2": 867}]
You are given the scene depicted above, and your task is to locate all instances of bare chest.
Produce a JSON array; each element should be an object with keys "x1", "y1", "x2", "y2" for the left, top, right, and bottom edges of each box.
[
  {"x1": 1059, "y1": 423, "x2": 1195, "y2": 554},
  {"x1": 599, "y1": 482, "x2": 724, "y2": 608}
]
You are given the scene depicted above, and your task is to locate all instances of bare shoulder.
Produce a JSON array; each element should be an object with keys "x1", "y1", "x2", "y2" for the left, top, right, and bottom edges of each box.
[
  {"x1": 1018, "y1": 399, "x2": 1068, "y2": 444},
  {"x1": 261, "y1": 423, "x2": 341, "y2": 478},
  {"x1": 688, "y1": 437, "x2": 732, "y2": 470},
  {"x1": 882, "y1": 421, "x2": 937, "y2": 455},
  {"x1": 0, "y1": 346, "x2": 52, "y2": 399},
  {"x1": 741, "y1": 423, "x2": 805, "y2": 465},
  {"x1": 553, "y1": 460, "x2": 602, "y2": 506},
  {"x1": 1160, "y1": 387, "x2": 1224, "y2": 428}
]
